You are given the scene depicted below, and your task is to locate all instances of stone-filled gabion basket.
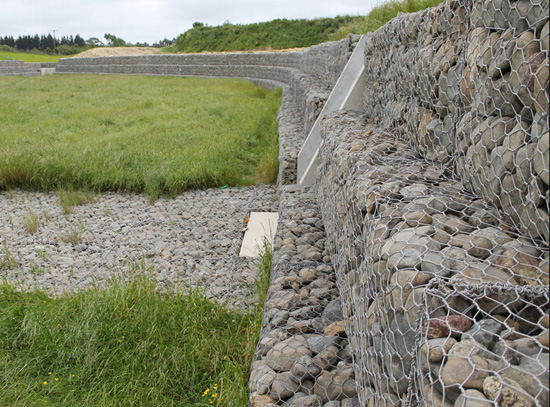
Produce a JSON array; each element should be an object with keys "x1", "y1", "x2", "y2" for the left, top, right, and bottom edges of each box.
[{"x1": 313, "y1": 0, "x2": 548, "y2": 405}]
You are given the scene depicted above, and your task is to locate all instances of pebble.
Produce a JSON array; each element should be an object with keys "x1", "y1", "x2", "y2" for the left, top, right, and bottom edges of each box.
[
  {"x1": 250, "y1": 186, "x2": 358, "y2": 405},
  {"x1": 0, "y1": 186, "x2": 277, "y2": 309}
]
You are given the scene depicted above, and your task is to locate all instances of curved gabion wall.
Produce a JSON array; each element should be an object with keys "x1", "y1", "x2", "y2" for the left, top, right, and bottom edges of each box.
[{"x1": 314, "y1": 0, "x2": 548, "y2": 406}]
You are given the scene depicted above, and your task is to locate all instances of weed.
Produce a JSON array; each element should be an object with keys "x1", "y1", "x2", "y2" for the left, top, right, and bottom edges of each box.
[
  {"x1": 29, "y1": 261, "x2": 46, "y2": 275},
  {"x1": 0, "y1": 242, "x2": 19, "y2": 270},
  {"x1": 59, "y1": 188, "x2": 96, "y2": 215},
  {"x1": 38, "y1": 250, "x2": 48, "y2": 259},
  {"x1": 60, "y1": 222, "x2": 85, "y2": 243},
  {"x1": 23, "y1": 209, "x2": 40, "y2": 234}
]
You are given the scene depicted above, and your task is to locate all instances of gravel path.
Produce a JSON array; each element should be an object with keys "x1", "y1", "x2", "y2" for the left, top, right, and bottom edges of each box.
[{"x1": 0, "y1": 185, "x2": 278, "y2": 309}]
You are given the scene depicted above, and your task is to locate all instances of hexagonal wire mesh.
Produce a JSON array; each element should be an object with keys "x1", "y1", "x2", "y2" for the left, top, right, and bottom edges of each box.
[{"x1": 251, "y1": 0, "x2": 548, "y2": 406}]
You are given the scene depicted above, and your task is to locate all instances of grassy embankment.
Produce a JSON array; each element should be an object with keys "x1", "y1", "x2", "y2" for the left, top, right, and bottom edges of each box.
[
  {"x1": 0, "y1": 50, "x2": 71, "y2": 62},
  {"x1": 172, "y1": 0, "x2": 445, "y2": 53},
  {"x1": 0, "y1": 75, "x2": 281, "y2": 200},
  {"x1": 173, "y1": 16, "x2": 359, "y2": 52},
  {"x1": 330, "y1": 0, "x2": 444, "y2": 40},
  {"x1": 0, "y1": 244, "x2": 273, "y2": 406}
]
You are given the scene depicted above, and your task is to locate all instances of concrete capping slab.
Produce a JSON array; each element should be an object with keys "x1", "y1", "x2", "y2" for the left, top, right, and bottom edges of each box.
[
  {"x1": 297, "y1": 35, "x2": 367, "y2": 187},
  {"x1": 239, "y1": 212, "x2": 279, "y2": 258}
]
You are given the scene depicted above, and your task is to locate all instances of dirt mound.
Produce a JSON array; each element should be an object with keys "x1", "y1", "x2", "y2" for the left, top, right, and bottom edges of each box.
[
  {"x1": 72, "y1": 46, "x2": 308, "y2": 58},
  {"x1": 73, "y1": 47, "x2": 163, "y2": 58}
]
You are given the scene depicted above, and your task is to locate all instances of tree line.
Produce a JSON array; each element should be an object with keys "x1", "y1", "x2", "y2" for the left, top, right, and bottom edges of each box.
[
  {"x1": 0, "y1": 33, "x2": 175, "y2": 55},
  {"x1": 0, "y1": 34, "x2": 86, "y2": 52}
]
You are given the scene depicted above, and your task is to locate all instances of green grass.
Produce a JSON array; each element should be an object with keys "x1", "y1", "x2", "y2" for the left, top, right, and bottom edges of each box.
[
  {"x1": 0, "y1": 242, "x2": 273, "y2": 407},
  {"x1": 0, "y1": 75, "x2": 281, "y2": 200},
  {"x1": 330, "y1": 0, "x2": 445, "y2": 40},
  {"x1": 173, "y1": 0, "x2": 444, "y2": 52},
  {"x1": 174, "y1": 17, "x2": 359, "y2": 52},
  {"x1": 0, "y1": 51, "x2": 70, "y2": 62}
]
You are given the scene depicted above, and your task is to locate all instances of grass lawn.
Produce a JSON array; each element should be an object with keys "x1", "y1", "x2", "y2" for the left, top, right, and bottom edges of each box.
[
  {"x1": 0, "y1": 75, "x2": 281, "y2": 200},
  {"x1": 0, "y1": 51, "x2": 73, "y2": 62},
  {"x1": 0, "y1": 244, "x2": 272, "y2": 406}
]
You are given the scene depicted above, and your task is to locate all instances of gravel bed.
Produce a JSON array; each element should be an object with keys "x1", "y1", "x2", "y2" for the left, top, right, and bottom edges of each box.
[{"x1": 0, "y1": 185, "x2": 278, "y2": 309}]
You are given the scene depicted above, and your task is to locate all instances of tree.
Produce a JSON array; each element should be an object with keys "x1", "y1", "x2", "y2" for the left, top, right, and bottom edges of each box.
[
  {"x1": 74, "y1": 34, "x2": 85, "y2": 47},
  {"x1": 104, "y1": 33, "x2": 126, "y2": 47},
  {"x1": 86, "y1": 37, "x2": 104, "y2": 47}
]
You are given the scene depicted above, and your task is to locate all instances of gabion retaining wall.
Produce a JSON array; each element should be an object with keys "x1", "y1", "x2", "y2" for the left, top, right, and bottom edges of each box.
[
  {"x1": 315, "y1": 1, "x2": 548, "y2": 406},
  {"x1": 0, "y1": 60, "x2": 41, "y2": 76}
]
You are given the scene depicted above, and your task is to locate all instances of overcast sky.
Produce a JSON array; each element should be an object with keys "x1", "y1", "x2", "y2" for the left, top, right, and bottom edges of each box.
[{"x1": 0, "y1": 0, "x2": 379, "y2": 45}]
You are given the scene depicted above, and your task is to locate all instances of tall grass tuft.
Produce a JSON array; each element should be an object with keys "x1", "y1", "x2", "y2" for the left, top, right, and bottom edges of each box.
[
  {"x1": 0, "y1": 246, "x2": 274, "y2": 406},
  {"x1": 58, "y1": 188, "x2": 96, "y2": 214}
]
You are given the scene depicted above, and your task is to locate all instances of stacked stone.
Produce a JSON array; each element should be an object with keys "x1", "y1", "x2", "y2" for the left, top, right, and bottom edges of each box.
[
  {"x1": 300, "y1": 35, "x2": 361, "y2": 89},
  {"x1": 362, "y1": 0, "x2": 549, "y2": 244},
  {"x1": 277, "y1": 86, "x2": 309, "y2": 185},
  {"x1": 0, "y1": 60, "x2": 40, "y2": 76},
  {"x1": 55, "y1": 53, "x2": 334, "y2": 140},
  {"x1": 250, "y1": 185, "x2": 361, "y2": 407},
  {"x1": 316, "y1": 111, "x2": 549, "y2": 406}
]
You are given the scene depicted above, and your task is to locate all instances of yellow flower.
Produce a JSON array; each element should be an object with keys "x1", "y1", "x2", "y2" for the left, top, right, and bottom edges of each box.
[
  {"x1": 48, "y1": 372, "x2": 52, "y2": 375},
  {"x1": 43, "y1": 381, "x2": 48, "y2": 385},
  {"x1": 54, "y1": 378, "x2": 59, "y2": 382},
  {"x1": 202, "y1": 388, "x2": 210, "y2": 397}
]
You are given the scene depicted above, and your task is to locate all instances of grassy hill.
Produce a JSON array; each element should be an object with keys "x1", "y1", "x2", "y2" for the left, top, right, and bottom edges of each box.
[
  {"x1": 173, "y1": 0, "x2": 444, "y2": 53},
  {"x1": 330, "y1": 0, "x2": 444, "y2": 40},
  {"x1": 173, "y1": 16, "x2": 360, "y2": 52}
]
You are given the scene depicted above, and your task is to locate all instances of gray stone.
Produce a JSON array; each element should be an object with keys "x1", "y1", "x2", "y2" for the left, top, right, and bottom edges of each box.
[
  {"x1": 322, "y1": 299, "x2": 343, "y2": 323},
  {"x1": 288, "y1": 395, "x2": 324, "y2": 407},
  {"x1": 533, "y1": 131, "x2": 549, "y2": 186},
  {"x1": 340, "y1": 398, "x2": 361, "y2": 407},
  {"x1": 270, "y1": 371, "x2": 301, "y2": 401},
  {"x1": 307, "y1": 335, "x2": 341, "y2": 355},
  {"x1": 314, "y1": 370, "x2": 357, "y2": 403},
  {"x1": 271, "y1": 310, "x2": 290, "y2": 328},
  {"x1": 462, "y1": 318, "x2": 503, "y2": 350},
  {"x1": 454, "y1": 389, "x2": 492, "y2": 407},
  {"x1": 291, "y1": 355, "x2": 323, "y2": 381},
  {"x1": 421, "y1": 337, "x2": 458, "y2": 363},
  {"x1": 266, "y1": 335, "x2": 312, "y2": 372},
  {"x1": 257, "y1": 369, "x2": 278, "y2": 395},
  {"x1": 312, "y1": 345, "x2": 340, "y2": 370},
  {"x1": 501, "y1": 353, "x2": 549, "y2": 405},
  {"x1": 425, "y1": 385, "x2": 454, "y2": 407},
  {"x1": 441, "y1": 355, "x2": 490, "y2": 392}
]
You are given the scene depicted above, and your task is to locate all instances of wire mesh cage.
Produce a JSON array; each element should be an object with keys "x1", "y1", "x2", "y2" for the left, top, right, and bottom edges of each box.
[{"x1": 251, "y1": 0, "x2": 548, "y2": 406}]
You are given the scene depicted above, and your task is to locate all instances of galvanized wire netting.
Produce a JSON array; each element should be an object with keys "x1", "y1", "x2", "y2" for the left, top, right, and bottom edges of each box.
[
  {"x1": 251, "y1": 0, "x2": 548, "y2": 406},
  {"x1": 315, "y1": 0, "x2": 548, "y2": 406}
]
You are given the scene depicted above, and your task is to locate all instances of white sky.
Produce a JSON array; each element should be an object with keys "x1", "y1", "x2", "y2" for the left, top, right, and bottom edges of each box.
[{"x1": 0, "y1": 0, "x2": 380, "y2": 45}]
